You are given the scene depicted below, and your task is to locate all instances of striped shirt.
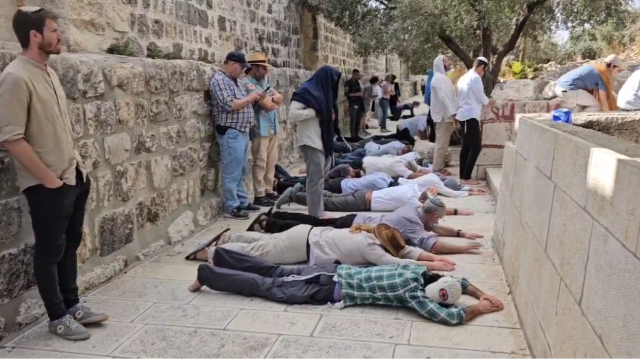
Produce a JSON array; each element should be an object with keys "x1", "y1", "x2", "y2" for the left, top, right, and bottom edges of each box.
[{"x1": 209, "y1": 70, "x2": 254, "y2": 132}]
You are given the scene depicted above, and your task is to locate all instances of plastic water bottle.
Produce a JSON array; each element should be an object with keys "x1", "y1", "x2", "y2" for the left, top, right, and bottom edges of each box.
[{"x1": 552, "y1": 108, "x2": 573, "y2": 124}]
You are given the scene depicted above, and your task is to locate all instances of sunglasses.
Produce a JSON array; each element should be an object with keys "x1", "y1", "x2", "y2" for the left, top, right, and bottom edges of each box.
[{"x1": 18, "y1": 6, "x2": 43, "y2": 13}]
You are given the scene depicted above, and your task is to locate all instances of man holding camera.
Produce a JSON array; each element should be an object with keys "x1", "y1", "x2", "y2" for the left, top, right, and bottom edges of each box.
[{"x1": 242, "y1": 53, "x2": 285, "y2": 207}]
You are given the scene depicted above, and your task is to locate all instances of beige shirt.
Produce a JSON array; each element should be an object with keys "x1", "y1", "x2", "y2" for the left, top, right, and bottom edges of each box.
[
  {"x1": 288, "y1": 100, "x2": 323, "y2": 151},
  {"x1": 0, "y1": 55, "x2": 86, "y2": 191}
]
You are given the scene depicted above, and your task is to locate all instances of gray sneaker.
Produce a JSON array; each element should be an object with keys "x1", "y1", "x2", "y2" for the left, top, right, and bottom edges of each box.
[
  {"x1": 48, "y1": 314, "x2": 90, "y2": 341},
  {"x1": 275, "y1": 187, "x2": 294, "y2": 209},
  {"x1": 68, "y1": 304, "x2": 109, "y2": 325}
]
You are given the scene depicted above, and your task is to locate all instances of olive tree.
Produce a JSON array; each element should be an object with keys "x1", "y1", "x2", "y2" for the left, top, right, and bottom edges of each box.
[{"x1": 306, "y1": 0, "x2": 632, "y2": 93}]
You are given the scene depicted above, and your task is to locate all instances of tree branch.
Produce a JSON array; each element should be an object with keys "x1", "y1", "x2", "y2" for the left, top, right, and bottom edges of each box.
[
  {"x1": 491, "y1": 0, "x2": 548, "y2": 76},
  {"x1": 437, "y1": 29, "x2": 474, "y2": 68}
]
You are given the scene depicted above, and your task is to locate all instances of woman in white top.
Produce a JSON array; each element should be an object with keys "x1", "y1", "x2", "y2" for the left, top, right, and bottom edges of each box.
[
  {"x1": 188, "y1": 223, "x2": 455, "y2": 273},
  {"x1": 455, "y1": 57, "x2": 490, "y2": 185},
  {"x1": 289, "y1": 66, "x2": 342, "y2": 217}
]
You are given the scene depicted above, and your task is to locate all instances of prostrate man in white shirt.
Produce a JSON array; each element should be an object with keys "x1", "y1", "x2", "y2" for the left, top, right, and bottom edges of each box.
[
  {"x1": 362, "y1": 155, "x2": 426, "y2": 179},
  {"x1": 398, "y1": 173, "x2": 487, "y2": 198},
  {"x1": 276, "y1": 183, "x2": 429, "y2": 212},
  {"x1": 430, "y1": 55, "x2": 457, "y2": 172},
  {"x1": 456, "y1": 57, "x2": 490, "y2": 185},
  {"x1": 617, "y1": 65, "x2": 640, "y2": 111}
]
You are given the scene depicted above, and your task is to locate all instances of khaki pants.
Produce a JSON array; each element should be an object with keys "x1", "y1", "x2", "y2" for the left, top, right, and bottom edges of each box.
[
  {"x1": 555, "y1": 87, "x2": 601, "y2": 112},
  {"x1": 217, "y1": 224, "x2": 312, "y2": 264},
  {"x1": 433, "y1": 120, "x2": 454, "y2": 171},
  {"x1": 251, "y1": 134, "x2": 278, "y2": 197}
]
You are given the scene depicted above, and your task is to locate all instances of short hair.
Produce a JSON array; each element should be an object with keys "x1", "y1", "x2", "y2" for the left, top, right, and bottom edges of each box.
[
  {"x1": 369, "y1": 76, "x2": 379, "y2": 84},
  {"x1": 12, "y1": 7, "x2": 59, "y2": 49},
  {"x1": 473, "y1": 58, "x2": 488, "y2": 70},
  {"x1": 352, "y1": 69, "x2": 360, "y2": 74},
  {"x1": 421, "y1": 195, "x2": 447, "y2": 218},
  {"x1": 412, "y1": 101, "x2": 420, "y2": 107}
]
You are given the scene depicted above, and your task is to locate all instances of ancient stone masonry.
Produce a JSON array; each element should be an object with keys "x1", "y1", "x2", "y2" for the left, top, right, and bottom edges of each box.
[{"x1": 0, "y1": 50, "x2": 341, "y2": 336}]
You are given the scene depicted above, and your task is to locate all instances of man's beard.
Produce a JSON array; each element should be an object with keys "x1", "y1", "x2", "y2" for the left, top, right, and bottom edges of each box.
[{"x1": 40, "y1": 40, "x2": 61, "y2": 55}]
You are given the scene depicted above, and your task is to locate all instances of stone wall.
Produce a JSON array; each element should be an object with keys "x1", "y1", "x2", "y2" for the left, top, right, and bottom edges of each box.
[
  {"x1": 494, "y1": 114, "x2": 640, "y2": 358},
  {"x1": 0, "y1": 50, "x2": 330, "y2": 337}
]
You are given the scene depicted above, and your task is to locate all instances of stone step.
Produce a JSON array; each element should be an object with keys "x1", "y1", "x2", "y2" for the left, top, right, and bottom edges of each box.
[{"x1": 485, "y1": 167, "x2": 502, "y2": 201}]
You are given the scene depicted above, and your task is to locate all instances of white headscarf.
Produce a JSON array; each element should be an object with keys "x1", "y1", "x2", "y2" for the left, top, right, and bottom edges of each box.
[{"x1": 430, "y1": 55, "x2": 457, "y2": 122}]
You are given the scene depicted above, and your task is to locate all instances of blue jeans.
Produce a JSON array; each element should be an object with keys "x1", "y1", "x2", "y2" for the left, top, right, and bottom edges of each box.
[
  {"x1": 219, "y1": 128, "x2": 250, "y2": 213},
  {"x1": 378, "y1": 98, "x2": 389, "y2": 129},
  {"x1": 340, "y1": 148, "x2": 365, "y2": 162}
]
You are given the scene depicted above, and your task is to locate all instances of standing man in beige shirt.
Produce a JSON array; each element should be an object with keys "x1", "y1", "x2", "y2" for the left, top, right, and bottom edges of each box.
[{"x1": 0, "y1": 7, "x2": 108, "y2": 341}]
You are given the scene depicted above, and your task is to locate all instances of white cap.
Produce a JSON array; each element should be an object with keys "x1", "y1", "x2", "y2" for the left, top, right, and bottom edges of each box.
[
  {"x1": 425, "y1": 277, "x2": 462, "y2": 305},
  {"x1": 604, "y1": 54, "x2": 624, "y2": 68},
  {"x1": 476, "y1": 56, "x2": 488, "y2": 64}
]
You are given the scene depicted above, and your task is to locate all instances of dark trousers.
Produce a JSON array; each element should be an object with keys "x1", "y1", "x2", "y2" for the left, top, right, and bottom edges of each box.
[
  {"x1": 427, "y1": 111, "x2": 436, "y2": 143},
  {"x1": 274, "y1": 179, "x2": 304, "y2": 194},
  {"x1": 374, "y1": 128, "x2": 415, "y2": 147},
  {"x1": 459, "y1": 118, "x2": 482, "y2": 180},
  {"x1": 23, "y1": 168, "x2": 91, "y2": 321},
  {"x1": 264, "y1": 212, "x2": 357, "y2": 233},
  {"x1": 349, "y1": 103, "x2": 365, "y2": 138},
  {"x1": 197, "y1": 247, "x2": 337, "y2": 305}
]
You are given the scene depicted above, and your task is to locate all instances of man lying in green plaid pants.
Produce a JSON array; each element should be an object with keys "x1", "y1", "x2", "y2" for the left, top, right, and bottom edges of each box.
[{"x1": 189, "y1": 247, "x2": 504, "y2": 325}]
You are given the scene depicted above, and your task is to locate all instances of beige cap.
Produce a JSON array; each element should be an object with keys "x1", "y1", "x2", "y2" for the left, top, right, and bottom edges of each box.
[{"x1": 604, "y1": 54, "x2": 624, "y2": 68}]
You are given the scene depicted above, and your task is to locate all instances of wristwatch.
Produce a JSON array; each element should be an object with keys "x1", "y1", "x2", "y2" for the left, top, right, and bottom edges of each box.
[{"x1": 456, "y1": 229, "x2": 462, "y2": 237}]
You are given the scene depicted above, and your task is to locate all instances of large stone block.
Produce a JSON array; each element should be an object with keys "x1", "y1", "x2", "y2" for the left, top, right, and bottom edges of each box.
[
  {"x1": 96, "y1": 171, "x2": 114, "y2": 208},
  {"x1": 160, "y1": 125, "x2": 185, "y2": 149},
  {"x1": 77, "y1": 225, "x2": 95, "y2": 265},
  {"x1": 172, "y1": 145, "x2": 200, "y2": 176},
  {"x1": 509, "y1": 152, "x2": 527, "y2": 210},
  {"x1": 501, "y1": 193, "x2": 524, "y2": 292},
  {"x1": 481, "y1": 121, "x2": 514, "y2": 149},
  {"x1": 546, "y1": 187, "x2": 593, "y2": 300},
  {"x1": 135, "y1": 100, "x2": 149, "y2": 127},
  {"x1": 166, "y1": 61, "x2": 185, "y2": 92},
  {"x1": 77, "y1": 139, "x2": 103, "y2": 171},
  {"x1": 97, "y1": 207, "x2": 135, "y2": 257},
  {"x1": 136, "y1": 191, "x2": 169, "y2": 228},
  {"x1": 48, "y1": 55, "x2": 79, "y2": 99},
  {"x1": 586, "y1": 152, "x2": 640, "y2": 252},
  {"x1": 149, "y1": 98, "x2": 171, "y2": 124},
  {"x1": 494, "y1": 187, "x2": 508, "y2": 240},
  {"x1": 500, "y1": 142, "x2": 516, "y2": 201},
  {"x1": 85, "y1": 101, "x2": 116, "y2": 135},
  {"x1": 581, "y1": 222, "x2": 640, "y2": 357},
  {"x1": 68, "y1": 103, "x2": 85, "y2": 138},
  {"x1": 167, "y1": 211, "x2": 195, "y2": 244},
  {"x1": 518, "y1": 223, "x2": 561, "y2": 343},
  {"x1": 527, "y1": 121, "x2": 556, "y2": 177},
  {"x1": 552, "y1": 283, "x2": 609, "y2": 357},
  {"x1": 114, "y1": 160, "x2": 148, "y2": 201},
  {"x1": 133, "y1": 130, "x2": 158, "y2": 155},
  {"x1": 191, "y1": 94, "x2": 210, "y2": 116},
  {"x1": 169, "y1": 181, "x2": 188, "y2": 212},
  {"x1": 150, "y1": 156, "x2": 173, "y2": 189},
  {"x1": 513, "y1": 282, "x2": 552, "y2": 358},
  {"x1": 0, "y1": 152, "x2": 18, "y2": 197},
  {"x1": 520, "y1": 162, "x2": 554, "y2": 247},
  {"x1": 184, "y1": 119, "x2": 205, "y2": 142},
  {"x1": 144, "y1": 60, "x2": 168, "y2": 94},
  {"x1": 104, "y1": 133, "x2": 132, "y2": 165},
  {"x1": 75, "y1": 58, "x2": 106, "y2": 98},
  {"x1": 551, "y1": 132, "x2": 591, "y2": 207},
  {"x1": 0, "y1": 197, "x2": 23, "y2": 245},
  {"x1": 171, "y1": 95, "x2": 191, "y2": 122},
  {"x1": 491, "y1": 79, "x2": 541, "y2": 101},
  {"x1": 104, "y1": 62, "x2": 145, "y2": 95},
  {"x1": 0, "y1": 245, "x2": 35, "y2": 304},
  {"x1": 115, "y1": 99, "x2": 136, "y2": 129},
  {"x1": 187, "y1": 176, "x2": 201, "y2": 205},
  {"x1": 182, "y1": 61, "x2": 206, "y2": 91}
]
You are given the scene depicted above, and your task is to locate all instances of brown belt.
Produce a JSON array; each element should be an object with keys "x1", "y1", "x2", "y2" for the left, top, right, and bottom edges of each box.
[{"x1": 365, "y1": 190, "x2": 372, "y2": 209}]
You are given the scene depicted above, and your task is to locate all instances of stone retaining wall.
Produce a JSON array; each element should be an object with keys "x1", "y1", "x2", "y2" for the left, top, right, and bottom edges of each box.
[
  {"x1": 0, "y1": 50, "x2": 340, "y2": 337},
  {"x1": 494, "y1": 114, "x2": 640, "y2": 358}
]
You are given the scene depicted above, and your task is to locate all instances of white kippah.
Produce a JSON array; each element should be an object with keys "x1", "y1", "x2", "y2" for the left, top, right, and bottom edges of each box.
[{"x1": 425, "y1": 277, "x2": 462, "y2": 305}]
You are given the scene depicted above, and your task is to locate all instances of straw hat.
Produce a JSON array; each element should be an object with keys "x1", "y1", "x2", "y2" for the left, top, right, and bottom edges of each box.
[
  {"x1": 247, "y1": 52, "x2": 272, "y2": 67},
  {"x1": 373, "y1": 223, "x2": 406, "y2": 257}
]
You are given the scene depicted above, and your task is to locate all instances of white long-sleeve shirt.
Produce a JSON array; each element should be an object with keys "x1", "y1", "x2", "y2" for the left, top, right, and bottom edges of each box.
[
  {"x1": 398, "y1": 173, "x2": 469, "y2": 198},
  {"x1": 456, "y1": 70, "x2": 490, "y2": 121},
  {"x1": 430, "y1": 56, "x2": 457, "y2": 122}
]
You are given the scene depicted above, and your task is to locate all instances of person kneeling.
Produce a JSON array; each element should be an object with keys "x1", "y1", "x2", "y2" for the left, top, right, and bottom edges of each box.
[{"x1": 189, "y1": 247, "x2": 504, "y2": 326}]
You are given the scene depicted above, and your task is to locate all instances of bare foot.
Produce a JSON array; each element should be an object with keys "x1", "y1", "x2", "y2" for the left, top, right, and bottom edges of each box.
[
  {"x1": 217, "y1": 232, "x2": 230, "y2": 246},
  {"x1": 194, "y1": 247, "x2": 209, "y2": 261},
  {"x1": 298, "y1": 168, "x2": 307, "y2": 174},
  {"x1": 188, "y1": 280, "x2": 202, "y2": 292},
  {"x1": 469, "y1": 188, "x2": 488, "y2": 196}
]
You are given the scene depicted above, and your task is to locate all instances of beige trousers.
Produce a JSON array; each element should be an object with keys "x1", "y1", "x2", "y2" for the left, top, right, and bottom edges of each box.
[
  {"x1": 555, "y1": 87, "x2": 601, "y2": 112},
  {"x1": 251, "y1": 134, "x2": 279, "y2": 197},
  {"x1": 433, "y1": 120, "x2": 455, "y2": 171},
  {"x1": 217, "y1": 224, "x2": 312, "y2": 264}
]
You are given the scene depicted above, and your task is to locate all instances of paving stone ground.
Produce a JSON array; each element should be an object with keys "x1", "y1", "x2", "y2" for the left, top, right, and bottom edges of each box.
[{"x1": 0, "y1": 97, "x2": 530, "y2": 358}]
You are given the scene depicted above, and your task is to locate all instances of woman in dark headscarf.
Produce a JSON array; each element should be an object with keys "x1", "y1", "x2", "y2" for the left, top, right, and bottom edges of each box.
[{"x1": 287, "y1": 65, "x2": 342, "y2": 217}]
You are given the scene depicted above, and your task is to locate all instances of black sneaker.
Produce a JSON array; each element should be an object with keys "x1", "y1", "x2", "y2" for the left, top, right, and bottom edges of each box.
[
  {"x1": 241, "y1": 203, "x2": 261, "y2": 212},
  {"x1": 266, "y1": 192, "x2": 279, "y2": 201},
  {"x1": 254, "y1": 196, "x2": 275, "y2": 207},
  {"x1": 224, "y1": 209, "x2": 250, "y2": 220}
]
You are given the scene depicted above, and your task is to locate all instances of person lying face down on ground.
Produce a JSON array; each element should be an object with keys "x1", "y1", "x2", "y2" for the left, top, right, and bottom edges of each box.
[
  {"x1": 361, "y1": 154, "x2": 427, "y2": 179},
  {"x1": 185, "y1": 223, "x2": 458, "y2": 271},
  {"x1": 188, "y1": 247, "x2": 505, "y2": 326},
  {"x1": 336, "y1": 141, "x2": 412, "y2": 166},
  {"x1": 265, "y1": 194, "x2": 483, "y2": 255},
  {"x1": 397, "y1": 172, "x2": 487, "y2": 198},
  {"x1": 324, "y1": 172, "x2": 393, "y2": 194}
]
